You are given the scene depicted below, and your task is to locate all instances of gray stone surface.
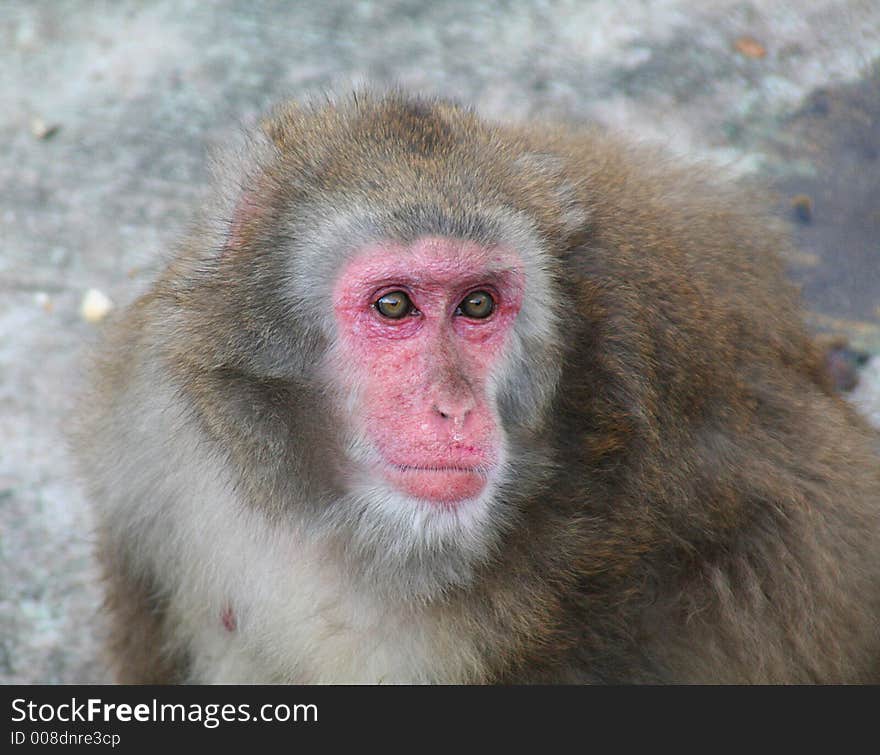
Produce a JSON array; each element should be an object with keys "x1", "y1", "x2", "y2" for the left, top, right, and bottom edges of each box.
[{"x1": 1, "y1": 0, "x2": 878, "y2": 684}]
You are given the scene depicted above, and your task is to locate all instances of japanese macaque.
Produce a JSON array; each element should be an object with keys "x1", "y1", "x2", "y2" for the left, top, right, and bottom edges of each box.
[{"x1": 73, "y1": 91, "x2": 880, "y2": 684}]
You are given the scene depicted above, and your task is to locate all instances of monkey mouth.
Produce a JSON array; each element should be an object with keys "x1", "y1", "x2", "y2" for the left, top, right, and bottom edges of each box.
[
  {"x1": 394, "y1": 464, "x2": 482, "y2": 473},
  {"x1": 384, "y1": 463, "x2": 489, "y2": 505}
]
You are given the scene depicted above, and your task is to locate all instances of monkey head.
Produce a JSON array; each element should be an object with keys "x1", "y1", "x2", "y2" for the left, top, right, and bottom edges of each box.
[{"x1": 174, "y1": 97, "x2": 570, "y2": 595}]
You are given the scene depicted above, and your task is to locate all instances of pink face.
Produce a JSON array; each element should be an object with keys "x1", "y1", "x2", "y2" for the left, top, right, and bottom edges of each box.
[{"x1": 332, "y1": 237, "x2": 525, "y2": 507}]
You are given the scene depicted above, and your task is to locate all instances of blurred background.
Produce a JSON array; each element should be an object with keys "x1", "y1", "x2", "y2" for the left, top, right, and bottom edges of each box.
[{"x1": 1, "y1": 0, "x2": 878, "y2": 683}]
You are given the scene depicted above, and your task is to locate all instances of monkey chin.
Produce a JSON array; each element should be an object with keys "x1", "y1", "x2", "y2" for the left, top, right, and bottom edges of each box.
[{"x1": 385, "y1": 465, "x2": 488, "y2": 507}]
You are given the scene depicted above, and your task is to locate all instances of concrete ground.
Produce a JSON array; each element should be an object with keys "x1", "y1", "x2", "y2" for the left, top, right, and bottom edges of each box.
[{"x1": 1, "y1": 0, "x2": 878, "y2": 684}]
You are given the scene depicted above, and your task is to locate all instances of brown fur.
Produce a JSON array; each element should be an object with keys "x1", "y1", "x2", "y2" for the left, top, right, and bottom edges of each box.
[
  {"x1": 95, "y1": 535, "x2": 184, "y2": 684},
  {"x1": 74, "y1": 91, "x2": 880, "y2": 683}
]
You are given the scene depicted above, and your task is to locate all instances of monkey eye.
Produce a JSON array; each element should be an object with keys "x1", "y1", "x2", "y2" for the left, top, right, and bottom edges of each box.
[
  {"x1": 456, "y1": 290, "x2": 495, "y2": 319},
  {"x1": 374, "y1": 290, "x2": 416, "y2": 319}
]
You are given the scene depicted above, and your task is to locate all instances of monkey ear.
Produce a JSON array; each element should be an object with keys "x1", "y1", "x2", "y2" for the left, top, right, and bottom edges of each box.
[
  {"x1": 213, "y1": 102, "x2": 323, "y2": 256},
  {"x1": 512, "y1": 152, "x2": 588, "y2": 237},
  {"x1": 208, "y1": 127, "x2": 282, "y2": 257},
  {"x1": 224, "y1": 188, "x2": 265, "y2": 253}
]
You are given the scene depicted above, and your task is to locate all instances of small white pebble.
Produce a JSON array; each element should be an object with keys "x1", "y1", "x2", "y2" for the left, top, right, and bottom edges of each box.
[
  {"x1": 33, "y1": 291, "x2": 53, "y2": 313},
  {"x1": 80, "y1": 288, "x2": 113, "y2": 323},
  {"x1": 30, "y1": 117, "x2": 59, "y2": 140},
  {"x1": 850, "y1": 355, "x2": 880, "y2": 430}
]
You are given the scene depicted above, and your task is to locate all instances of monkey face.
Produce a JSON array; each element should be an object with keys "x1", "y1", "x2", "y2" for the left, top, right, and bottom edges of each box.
[
  {"x1": 263, "y1": 194, "x2": 564, "y2": 591},
  {"x1": 331, "y1": 236, "x2": 525, "y2": 507}
]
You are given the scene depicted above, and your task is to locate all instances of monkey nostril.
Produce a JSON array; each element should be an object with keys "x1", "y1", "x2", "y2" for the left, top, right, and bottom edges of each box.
[{"x1": 433, "y1": 404, "x2": 472, "y2": 423}]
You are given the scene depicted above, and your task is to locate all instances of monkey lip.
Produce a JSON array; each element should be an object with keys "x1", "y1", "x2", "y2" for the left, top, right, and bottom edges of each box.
[{"x1": 385, "y1": 463, "x2": 489, "y2": 505}]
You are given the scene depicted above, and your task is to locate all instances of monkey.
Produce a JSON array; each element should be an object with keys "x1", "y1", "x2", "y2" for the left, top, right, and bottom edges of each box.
[{"x1": 71, "y1": 90, "x2": 880, "y2": 684}]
